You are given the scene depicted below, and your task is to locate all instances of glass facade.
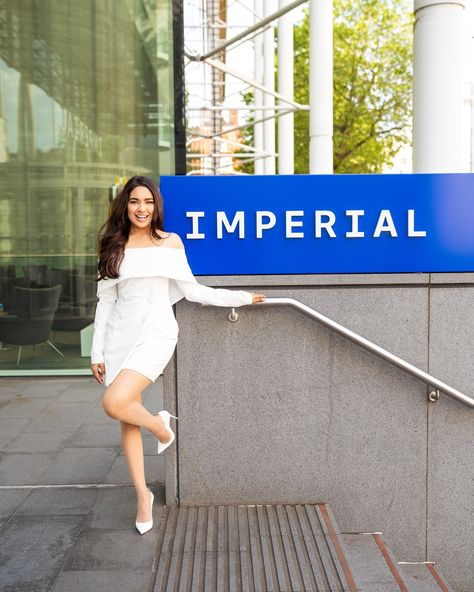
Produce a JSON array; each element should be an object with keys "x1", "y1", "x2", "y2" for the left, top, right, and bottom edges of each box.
[{"x1": 0, "y1": 0, "x2": 175, "y2": 375}]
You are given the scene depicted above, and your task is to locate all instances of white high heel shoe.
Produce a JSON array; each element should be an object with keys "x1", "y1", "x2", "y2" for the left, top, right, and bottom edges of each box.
[
  {"x1": 156, "y1": 410, "x2": 178, "y2": 454},
  {"x1": 135, "y1": 488, "x2": 154, "y2": 535}
]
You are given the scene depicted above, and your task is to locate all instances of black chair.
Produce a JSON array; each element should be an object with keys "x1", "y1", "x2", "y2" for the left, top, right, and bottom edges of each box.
[
  {"x1": 0, "y1": 285, "x2": 63, "y2": 366},
  {"x1": 52, "y1": 274, "x2": 97, "y2": 332},
  {"x1": 0, "y1": 277, "x2": 28, "y2": 311},
  {"x1": 23, "y1": 264, "x2": 49, "y2": 286}
]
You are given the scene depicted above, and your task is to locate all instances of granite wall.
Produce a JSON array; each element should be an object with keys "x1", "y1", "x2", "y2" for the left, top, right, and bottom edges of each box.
[{"x1": 164, "y1": 273, "x2": 474, "y2": 591}]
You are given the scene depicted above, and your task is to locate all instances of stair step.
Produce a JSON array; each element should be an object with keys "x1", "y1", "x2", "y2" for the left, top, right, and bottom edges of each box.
[
  {"x1": 153, "y1": 504, "x2": 357, "y2": 591},
  {"x1": 152, "y1": 503, "x2": 454, "y2": 592},
  {"x1": 340, "y1": 533, "x2": 410, "y2": 592},
  {"x1": 398, "y1": 562, "x2": 453, "y2": 592}
]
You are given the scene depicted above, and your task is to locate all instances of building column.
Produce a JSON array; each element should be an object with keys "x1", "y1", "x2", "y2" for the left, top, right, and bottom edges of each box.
[
  {"x1": 278, "y1": 0, "x2": 294, "y2": 174},
  {"x1": 309, "y1": 0, "x2": 333, "y2": 174},
  {"x1": 254, "y1": 0, "x2": 264, "y2": 174},
  {"x1": 263, "y1": 0, "x2": 276, "y2": 174},
  {"x1": 413, "y1": 0, "x2": 467, "y2": 172}
]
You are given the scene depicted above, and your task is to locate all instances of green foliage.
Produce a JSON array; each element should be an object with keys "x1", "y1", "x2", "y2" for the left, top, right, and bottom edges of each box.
[{"x1": 242, "y1": 0, "x2": 413, "y2": 174}]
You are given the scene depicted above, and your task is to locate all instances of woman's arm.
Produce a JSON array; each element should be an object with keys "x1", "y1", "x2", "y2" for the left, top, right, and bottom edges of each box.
[
  {"x1": 90, "y1": 282, "x2": 118, "y2": 364},
  {"x1": 168, "y1": 232, "x2": 263, "y2": 307},
  {"x1": 174, "y1": 277, "x2": 253, "y2": 307}
]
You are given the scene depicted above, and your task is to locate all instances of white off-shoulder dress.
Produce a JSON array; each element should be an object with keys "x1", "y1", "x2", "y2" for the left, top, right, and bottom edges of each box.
[{"x1": 90, "y1": 247, "x2": 252, "y2": 386}]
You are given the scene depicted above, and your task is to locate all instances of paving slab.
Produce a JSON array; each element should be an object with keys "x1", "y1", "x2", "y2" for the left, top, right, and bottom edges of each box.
[
  {"x1": 0, "y1": 376, "x2": 170, "y2": 590},
  {"x1": 24, "y1": 401, "x2": 96, "y2": 433},
  {"x1": 0, "y1": 488, "x2": 31, "y2": 518},
  {"x1": 104, "y1": 453, "x2": 165, "y2": 484},
  {"x1": 67, "y1": 423, "x2": 121, "y2": 449},
  {"x1": 40, "y1": 447, "x2": 118, "y2": 485},
  {"x1": 56, "y1": 387, "x2": 102, "y2": 403},
  {"x1": 0, "y1": 514, "x2": 84, "y2": 591},
  {"x1": 0, "y1": 396, "x2": 56, "y2": 419},
  {"x1": 0, "y1": 452, "x2": 56, "y2": 485},
  {"x1": 5, "y1": 430, "x2": 75, "y2": 453},
  {"x1": 50, "y1": 569, "x2": 153, "y2": 592},
  {"x1": 0, "y1": 419, "x2": 30, "y2": 441},
  {"x1": 62, "y1": 527, "x2": 160, "y2": 571},
  {"x1": 82, "y1": 403, "x2": 113, "y2": 424},
  {"x1": 18, "y1": 379, "x2": 71, "y2": 398},
  {"x1": 15, "y1": 487, "x2": 99, "y2": 516},
  {"x1": 87, "y1": 484, "x2": 164, "y2": 530}
]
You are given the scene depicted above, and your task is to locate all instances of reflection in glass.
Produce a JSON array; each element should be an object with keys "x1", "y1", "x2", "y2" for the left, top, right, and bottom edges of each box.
[{"x1": 0, "y1": 0, "x2": 175, "y2": 373}]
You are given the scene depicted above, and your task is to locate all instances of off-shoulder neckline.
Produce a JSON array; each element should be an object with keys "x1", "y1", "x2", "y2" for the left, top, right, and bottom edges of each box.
[{"x1": 124, "y1": 246, "x2": 184, "y2": 252}]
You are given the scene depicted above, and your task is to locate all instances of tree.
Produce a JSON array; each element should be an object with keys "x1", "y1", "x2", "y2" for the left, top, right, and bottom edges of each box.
[{"x1": 239, "y1": 0, "x2": 413, "y2": 174}]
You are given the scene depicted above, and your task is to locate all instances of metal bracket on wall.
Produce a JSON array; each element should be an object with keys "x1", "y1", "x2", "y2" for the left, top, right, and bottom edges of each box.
[
  {"x1": 228, "y1": 308, "x2": 239, "y2": 322},
  {"x1": 428, "y1": 389, "x2": 440, "y2": 403}
]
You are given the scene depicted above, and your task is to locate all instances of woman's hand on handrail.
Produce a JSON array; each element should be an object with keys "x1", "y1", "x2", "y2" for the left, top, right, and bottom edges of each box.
[{"x1": 251, "y1": 293, "x2": 266, "y2": 304}]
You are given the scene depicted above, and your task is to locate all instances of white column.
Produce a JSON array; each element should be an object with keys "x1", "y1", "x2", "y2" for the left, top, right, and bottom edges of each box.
[
  {"x1": 278, "y1": 0, "x2": 294, "y2": 174},
  {"x1": 309, "y1": 0, "x2": 333, "y2": 174},
  {"x1": 254, "y1": 0, "x2": 264, "y2": 174},
  {"x1": 263, "y1": 0, "x2": 276, "y2": 174},
  {"x1": 413, "y1": 0, "x2": 467, "y2": 172}
]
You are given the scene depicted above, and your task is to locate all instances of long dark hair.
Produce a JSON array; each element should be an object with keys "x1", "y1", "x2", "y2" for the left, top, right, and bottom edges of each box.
[{"x1": 97, "y1": 175, "x2": 166, "y2": 279}]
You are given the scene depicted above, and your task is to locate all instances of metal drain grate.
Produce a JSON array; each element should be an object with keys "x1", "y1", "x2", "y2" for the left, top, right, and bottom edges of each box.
[{"x1": 152, "y1": 504, "x2": 355, "y2": 592}]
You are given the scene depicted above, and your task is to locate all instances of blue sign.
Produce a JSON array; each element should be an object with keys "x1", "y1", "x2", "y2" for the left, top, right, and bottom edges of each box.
[{"x1": 159, "y1": 174, "x2": 474, "y2": 275}]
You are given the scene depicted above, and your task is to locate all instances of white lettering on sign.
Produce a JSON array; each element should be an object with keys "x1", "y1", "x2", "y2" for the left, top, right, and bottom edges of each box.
[
  {"x1": 256, "y1": 211, "x2": 276, "y2": 238},
  {"x1": 373, "y1": 210, "x2": 398, "y2": 238},
  {"x1": 216, "y1": 211, "x2": 245, "y2": 239},
  {"x1": 407, "y1": 209, "x2": 427, "y2": 237},
  {"x1": 345, "y1": 210, "x2": 365, "y2": 238},
  {"x1": 286, "y1": 211, "x2": 304, "y2": 238},
  {"x1": 184, "y1": 209, "x2": 427, "y2": 239},
  {"x1": 186, "y1": 212, "x2": 205, "y2": 239},
  {"x1": 315, "y1": 211, "x2": 336, "y2": 238}
]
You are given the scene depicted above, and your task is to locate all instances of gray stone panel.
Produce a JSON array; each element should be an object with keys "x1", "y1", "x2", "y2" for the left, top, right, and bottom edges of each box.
[
  {"x1": 197, "y1": 273, "x2": 431, "y2": 287},
  {"x1": 427, "y1": 287, "x2": 474, "y2": 592},
  {"x1": 174, "y1": 286, "x2": 429, "y2": 559}
]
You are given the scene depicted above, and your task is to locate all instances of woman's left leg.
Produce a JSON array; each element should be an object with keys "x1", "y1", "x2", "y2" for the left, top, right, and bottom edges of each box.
[{"x1": 120, "y1": 414, "x2": 152, "y2": 523}]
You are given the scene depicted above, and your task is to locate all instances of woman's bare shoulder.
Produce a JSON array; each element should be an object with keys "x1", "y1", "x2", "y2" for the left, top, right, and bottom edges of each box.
[{"x1": 162, "y1": 232, "x2": 185, "y2": 250}]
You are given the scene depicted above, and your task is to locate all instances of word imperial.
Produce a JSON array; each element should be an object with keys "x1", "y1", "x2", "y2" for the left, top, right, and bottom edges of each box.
[{"x1": 185, "y1": 209, "x2": 427, "y2": 239}]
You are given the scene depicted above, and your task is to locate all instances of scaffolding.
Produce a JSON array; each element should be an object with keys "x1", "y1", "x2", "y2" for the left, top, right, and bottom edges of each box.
[{"x1": 183, "y1": 0, "x2": 314, "y2": 175}]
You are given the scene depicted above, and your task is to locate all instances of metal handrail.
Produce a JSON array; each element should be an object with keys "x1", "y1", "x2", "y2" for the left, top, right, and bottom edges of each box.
[{"x1": 230, "y1": 297, "x2": 474, "y2": 409}]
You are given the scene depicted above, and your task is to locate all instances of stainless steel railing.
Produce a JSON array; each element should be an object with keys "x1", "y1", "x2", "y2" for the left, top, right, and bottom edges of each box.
[{"x1": 228, "y1": 297, "x2": 474, "y2": 409}]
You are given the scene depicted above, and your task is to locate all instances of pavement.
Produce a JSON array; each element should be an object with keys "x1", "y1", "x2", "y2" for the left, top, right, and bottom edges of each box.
[{"x1": 0, "y1": 375, "x2": 167, "y2": 592}]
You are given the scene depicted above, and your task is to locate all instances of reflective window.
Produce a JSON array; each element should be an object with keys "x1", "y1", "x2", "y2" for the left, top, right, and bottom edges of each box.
[{"x1": 0, "y1": 0, "x2": 175, "y2": 375}]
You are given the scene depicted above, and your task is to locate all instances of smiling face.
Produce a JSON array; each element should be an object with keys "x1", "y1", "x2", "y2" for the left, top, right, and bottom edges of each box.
[{"x1": 127, "y1": 185, "x2": 155, "y2": 231}]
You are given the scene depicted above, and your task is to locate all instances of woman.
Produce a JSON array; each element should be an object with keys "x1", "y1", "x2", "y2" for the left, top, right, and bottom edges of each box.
[{"x1": 90, "y1": 175, "x2": 265, "y2": 535}]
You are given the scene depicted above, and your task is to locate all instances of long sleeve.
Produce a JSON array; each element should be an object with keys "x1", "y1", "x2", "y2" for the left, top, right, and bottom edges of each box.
[
  {"x1": 174, "y1": 277, "x2": 252, "y2": 307},
  {"x1": 90, "y1": 282, "x2": 118, "y2": 363}
]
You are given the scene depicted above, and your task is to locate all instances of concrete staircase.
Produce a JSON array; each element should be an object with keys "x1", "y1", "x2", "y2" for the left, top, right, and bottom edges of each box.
[{"x1": 151, "y1": 503, "x2": 452, "y2": 591}]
